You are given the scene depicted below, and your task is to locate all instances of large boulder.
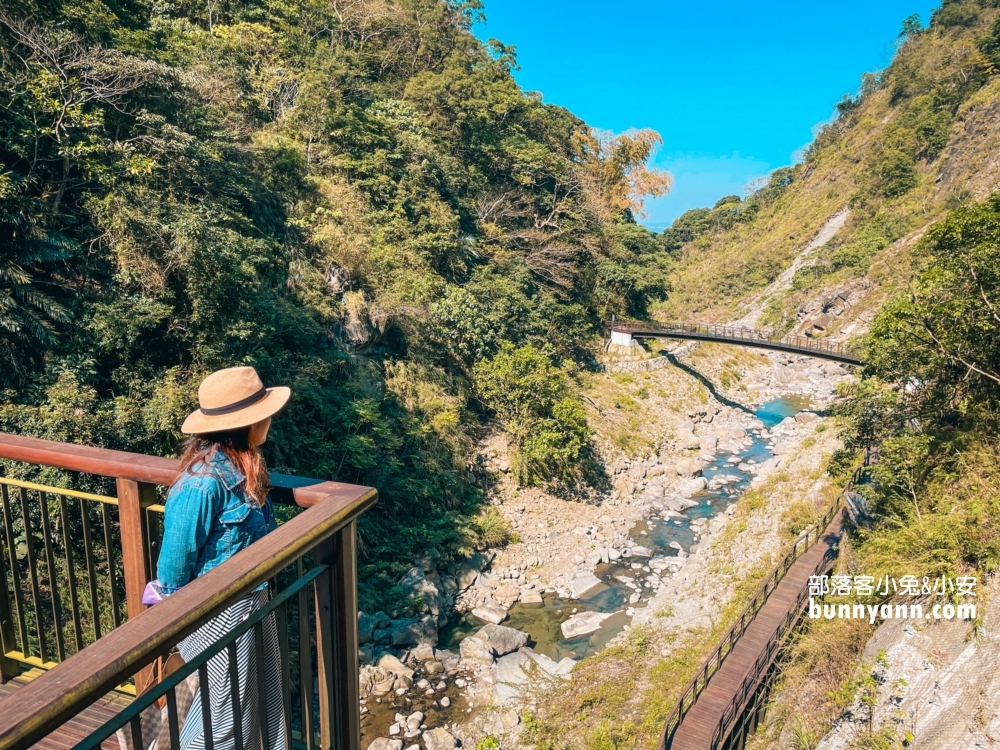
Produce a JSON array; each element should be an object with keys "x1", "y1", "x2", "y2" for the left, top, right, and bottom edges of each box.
[
  {"x1": 560, "y1": 611, "x2": 613, "y2": 639},
  {"x1": 680, "y1": 477, "x2": 708, "y2": 496},
  {"x1": 455, "y1": 552, "x2": 494, "y2": 591},
  {"x1": 377, "y1": 653, "x2": 414, "y2": 680},
  {"x1": 492, "y1": 651, "x2": 531, "y2": 685},
  {"x1": 367, "y1": 739, "x2": 403, "y2": 750},
  {"x1": 459, "y1": 635, "x2": 495, "y2": 666},
  {"x1": 473, "y1": 623, "x2": 529, "y2": 656},
  {"x1": 422, "y1": 728, "x2": 458, "y2": 750},
  {"x1": 397, "y1": 567, "x2": 443, "y2": 616},
  {"x1": 569, "y1": 572, "x2": 604, "y2": 599},
  {"x1": 471, "y1": 603, "x2": 508, "y2": 624},
  {"x1": 389, "y1": 617, "x2": 437, "y2": 647}
]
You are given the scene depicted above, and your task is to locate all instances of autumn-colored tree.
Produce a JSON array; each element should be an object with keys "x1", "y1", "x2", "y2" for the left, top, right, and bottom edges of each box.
[{"x1": 576, "y1": 128, "x2": 673, "y2": 223}]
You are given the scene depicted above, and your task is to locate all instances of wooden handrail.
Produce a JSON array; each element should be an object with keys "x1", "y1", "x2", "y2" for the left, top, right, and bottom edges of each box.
[
  {"x1": 0, "y1": 432, "x2": 365, "y2": 508},
  {"x1": 0, "y1": 433, "x2": 376, "y2": 750}
]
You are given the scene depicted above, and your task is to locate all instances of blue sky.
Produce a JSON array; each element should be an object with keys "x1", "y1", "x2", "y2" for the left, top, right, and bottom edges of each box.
[{"x1": 473, "y1": 1, "x2": 938, "y2": 230}]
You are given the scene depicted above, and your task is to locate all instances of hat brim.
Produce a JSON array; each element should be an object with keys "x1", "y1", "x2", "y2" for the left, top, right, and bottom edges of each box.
[{"x1": 181, "y1": 386, "x2": 291, "y2": 435}]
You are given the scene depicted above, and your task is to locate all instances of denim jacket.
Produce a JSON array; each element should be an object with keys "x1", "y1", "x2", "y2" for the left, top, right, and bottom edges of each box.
[{"x1": 156, "y1": 450, "x2": 275, "y2": 591}]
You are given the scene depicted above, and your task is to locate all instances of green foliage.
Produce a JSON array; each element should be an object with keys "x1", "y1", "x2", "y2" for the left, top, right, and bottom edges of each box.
[
  {"x1": 0, "y1": 0, "x2": 671, "y2": 609},
  {"x1": 932, "y1": 0, "x2": 982, "y2": 28},
  {"x1": 476, "y1": 737, "x2": 501, "y2": 750},
  {"x1": 473, "y1": 343, "x2": 591, "y2": 486}
]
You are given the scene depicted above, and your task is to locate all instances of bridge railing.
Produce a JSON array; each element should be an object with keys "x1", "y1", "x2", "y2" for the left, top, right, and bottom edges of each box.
[
  {"x1": 609, "y1": 320, "x2": 860, "y2": 363},
  {"x1": 0, "y1": 432, "x2": 376, "y2": 750},
  {"x1": 658, "y1": 461, "x2": 867, "y2": 750}
]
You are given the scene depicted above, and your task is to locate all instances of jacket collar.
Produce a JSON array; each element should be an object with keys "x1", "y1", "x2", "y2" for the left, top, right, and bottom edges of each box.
[{"x1": 205, "y1": 450, "x2": 245, "y2": 490}]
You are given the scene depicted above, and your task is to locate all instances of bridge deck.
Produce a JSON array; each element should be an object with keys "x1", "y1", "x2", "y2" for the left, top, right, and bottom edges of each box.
[
  {"x1": 670, "y1": 513, "x2": 844, "y2": 748},
  {"x1": 0, "y1": 674, "x2": 126, "y2": 749},
  {"x1": 611, "y1": 323, "x2": 862, "y2": 366}
]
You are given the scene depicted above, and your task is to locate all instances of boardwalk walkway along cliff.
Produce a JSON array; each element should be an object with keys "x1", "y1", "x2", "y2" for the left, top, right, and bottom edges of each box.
[
  {"x1": 0, "y1": 432, "x2": 376, "y2": 750},
  {"x1": 659, "y1": 462, "x2": 869, "y2": 750},
  {"x1": 609, "y1": 321, "x2": 862, "y2": 366}
]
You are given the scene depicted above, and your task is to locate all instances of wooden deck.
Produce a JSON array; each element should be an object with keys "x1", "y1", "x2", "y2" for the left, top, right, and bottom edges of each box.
[
  {"x1": 669, "y1": 513, "x2": 845, "y2": 749},
  {"x1": 0, "y1": 672, "x2": 128, "y2": 750}
]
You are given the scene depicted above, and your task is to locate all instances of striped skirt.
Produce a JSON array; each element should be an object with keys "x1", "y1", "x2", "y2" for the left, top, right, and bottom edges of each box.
[{"x1": 178, "y1": 588, "x2": 286, "y2": 750}]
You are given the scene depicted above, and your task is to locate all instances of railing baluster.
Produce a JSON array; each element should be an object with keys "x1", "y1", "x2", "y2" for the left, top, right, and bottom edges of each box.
[
  {"x1": 0, "y1": 500, "x2": 19, "y2": 680},
  {"x1": 129, "y1": 715, "x2": 143, "y2": 750},
  {"x1": 100, "y1": 503, "x2": 122, "y2": 629},
  {"x1": 253, "y1": 619, "x2": 270, "y2": 748},
  {"x1": 79, "y1": 498, "x2": 102, "y2": 641},
  {"x1": 199, "y1": 662, "x2": 216, "y2": 750},
  {"x1": 37, "y1": 492, "x2": 65, "y2": 662},
  {"x1": 0, "y1": 484, "x2": 26, "y2": 670},
  {"x1": 166, "y1": 686, "x2": 181, "y2": 749},
  {"x1": 275, "y1": 600, "x2": 293, "y2": 750},
  {"x1": 18, "y1": 487, "x2": 47, "y2": 663},
  {"x1": 227, "y1": 642, "x2": 245, "y2": 750},
  {"x1": 297, "y1": 559, "x2": 315, "y2": 750},
  {"x1": 57, "y1": 495, "x2": 84, "y2": 654}
]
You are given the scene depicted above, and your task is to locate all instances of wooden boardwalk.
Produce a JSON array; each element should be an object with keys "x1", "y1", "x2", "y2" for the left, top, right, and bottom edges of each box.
[
  {"x1": 668, "y1": 513, "x2": 845, "y2": 749},
  {"x1": 0, "y1": 674, "x2": 126, "y2": 750}
]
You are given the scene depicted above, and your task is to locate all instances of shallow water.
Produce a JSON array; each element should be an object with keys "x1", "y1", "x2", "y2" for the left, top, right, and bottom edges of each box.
[{"x1": 441, "y1": 396, "x2": 813, "y2": 659}]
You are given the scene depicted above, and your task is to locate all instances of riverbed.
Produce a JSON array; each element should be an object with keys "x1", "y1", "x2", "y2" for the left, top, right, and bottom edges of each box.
[{"x1": 440, "y1": 395, "x2": 814, "y2": 661}]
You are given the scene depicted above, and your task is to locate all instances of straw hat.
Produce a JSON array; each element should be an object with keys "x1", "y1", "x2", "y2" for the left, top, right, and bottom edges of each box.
[{"x1": 181, "y1": 367, "x2": 291, "y2": 435}]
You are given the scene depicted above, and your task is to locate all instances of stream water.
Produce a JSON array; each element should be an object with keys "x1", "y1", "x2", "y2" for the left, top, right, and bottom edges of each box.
[{"x1": 440, "y1": 396, "x2": 814, "y2": 661}]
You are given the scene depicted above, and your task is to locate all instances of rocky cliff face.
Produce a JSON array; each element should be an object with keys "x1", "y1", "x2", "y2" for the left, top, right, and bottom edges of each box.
[{"x1": 814, "y1": 577, "x2": 998, "y2": 750}]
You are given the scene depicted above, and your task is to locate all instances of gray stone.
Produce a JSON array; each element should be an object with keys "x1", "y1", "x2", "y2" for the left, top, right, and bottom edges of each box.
[
  {"x1": 520, "y1": 590, "x2": 543, "y2": 604},
  {"x1": 629, "y1": 545, "x2": 652, "y2": 557},
  {"x1": 397, "y1": 567, "x2": 443, "y2": 616},
  {"x1": 474, "y1": 623, "x2": 529, "y2": 656},
  {"x1": 389, "y1": 618, "x2": 437, "y2": 647},
  {"x1": 795, "y1": 411, "x2": 820, "y2": 423},
  {"x1": 561, "y1": 611, "x2": 613, "y2": 639},
  {"x1": 492, "y1": 651, "x2": 531, "y2": 685},
  {"x1": 377, "y1": 654, "x2": 414, "y2": 680},
  {"x1": 421, "y1": 728, "x2": 458, "y2": 750},
  {"x1": 367, "y1": 739, "x2": 403, "y2": 750},
  {"x1": 569, "y1": 572, "x2": 604, "y2": 599},
  {"x1": 471, "y1": 604, "x2": 508, "y2": 624},
  {"x1": 358, "y1": 612, "x2": 378, "y2": 644},
  {"x1": 680, "y1": 477, "x2": 708, "y2": 495},
  {"x1": 459, "y1": 635, "x2": 495, "y2": 665},
  {"x1": 456, "y1": 552, "x2": 493, "y2": 591}
]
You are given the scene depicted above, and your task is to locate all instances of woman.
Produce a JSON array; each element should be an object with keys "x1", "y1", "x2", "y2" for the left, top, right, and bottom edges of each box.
[{"x1": 157, "y1": 366, "x2": 290, "y2": 750}]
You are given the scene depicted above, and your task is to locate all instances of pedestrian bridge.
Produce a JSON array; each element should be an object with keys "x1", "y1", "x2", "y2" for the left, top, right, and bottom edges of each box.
[{"x1": 610, "y1": 321, "x2": 861, "y2": 366}]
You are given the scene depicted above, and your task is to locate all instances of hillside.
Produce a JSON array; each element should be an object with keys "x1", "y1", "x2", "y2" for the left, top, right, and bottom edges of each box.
[{"x1": 0, "y1": 0, "x2": 672, "y2": 610}]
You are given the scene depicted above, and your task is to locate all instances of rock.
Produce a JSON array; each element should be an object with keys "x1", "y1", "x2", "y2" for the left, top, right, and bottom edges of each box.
[
  {"x1": 629, "y1": 545, "x2": 652, "y2": 557},
  {"x1": 397, "y1": 567, "x2": 443, "y2": 616},
  {"x1": 675, "y1": 458, "x2": 703, "y2": 477},
  {"x1": 471, "y1": 604, "x2": 508, "y2": 624},
  {"x1": 699, "y1": 435, "x2": 718, "y2": 455},
  {"x1": 494, "y1": 583, "x2": 520, "y2": 605},
  {"x1": 569, "y1": 572, "x2": 604, "y2": 599},
  {"x1": 607, "y1": 548, "x2": 621, "y2": 561},
  {"x1": 425, "y1": 660, "x2": 444, "y2": 674},
  {"x1": 795, "y1": 411, "x2": 820, "y2": 423},
  {"x1": 456, "y1": 552, "x2": 493, "y2": 591},
  {"x1": 680, "y1": 477, "x2": 708, "y2": 495},
  {"x1": 494, "y1": 682, "x2": 521, "y2": 703},
  {"x1": 422, "y1": 728, "x2": 458, "y2": 750},
  {"x1": 358, "y1": 612, "x2": 378, "y2": 644},
  {"x1": 473, "y1": 623, "x2": 529, "y2": 656},
  {"x1": 389, "y1": 618, "x2": 437, "y2": 647},
  {"x1": 440, "y1": 696, "x2": 451, "y2": 707},
  {"x1": 367, "y1": 740, "x2": 403, "y2": 750},
  {"x1": 411, "y1": 643, "x2": 435, "y2": 662},
  {"x1": 561, "y1": 611, "x2": 614, "y2": 639},
  {"x1": 377, "y1": 654, "x2": 415, "y2": 681},
  {"x1": 493, "y1": 651, "x2": 531, "y2": 685},
  {"x1": 520, "y1": 590, "x2": 543, "y2": 604},
  {"x1": 459, "y1": 635, "x2": 495, "y2": 666}
]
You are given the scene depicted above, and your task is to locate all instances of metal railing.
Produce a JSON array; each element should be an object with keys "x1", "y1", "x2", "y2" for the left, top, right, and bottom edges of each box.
[
  {"x1": 0, "y1": 432, "x2": 376, "y2": 750},
  {"x1": 0, "y1": 476, "x2": 164, "y2": 683},
  {"x1": 609, "y1": 320, "x2": 862, "y2": 365},
  {"x1": 658, "y1": 461, "x2": 867, "y2": 749}
]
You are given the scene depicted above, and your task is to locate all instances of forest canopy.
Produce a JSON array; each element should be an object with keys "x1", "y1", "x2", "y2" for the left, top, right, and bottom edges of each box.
[{"x1": 0, "y1": 0, "x2": 672, "y2": 607}]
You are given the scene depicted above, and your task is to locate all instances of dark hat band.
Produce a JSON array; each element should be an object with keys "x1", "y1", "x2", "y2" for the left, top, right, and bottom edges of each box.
[{"x1": 199, "y1": 386, "x2": 268, "y2": 416}]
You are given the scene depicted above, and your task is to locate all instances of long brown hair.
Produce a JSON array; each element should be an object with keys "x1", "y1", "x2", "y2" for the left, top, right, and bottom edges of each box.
[{"x1": 177, "y1": 429, "x2": 270, "y2": 504}]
